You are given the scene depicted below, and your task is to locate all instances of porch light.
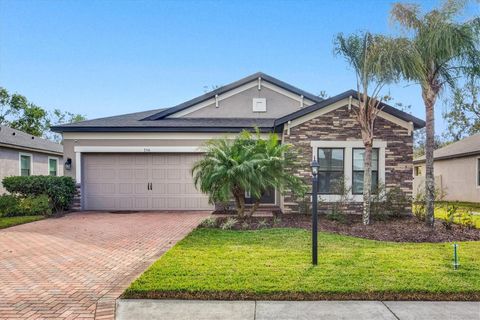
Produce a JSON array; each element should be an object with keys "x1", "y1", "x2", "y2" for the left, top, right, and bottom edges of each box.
[{"x1": 64, "y1": 158, "x2": 72, "y2": 171}]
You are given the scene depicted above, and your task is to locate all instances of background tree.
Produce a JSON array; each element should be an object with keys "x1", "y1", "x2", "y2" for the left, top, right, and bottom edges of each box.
[
  {"x1": 391, "y1": 0, "x2": 479, "y2": 227},
  {"x1": 443, "y1": 76, "x2": 479, "y2": 141},
  {"x1": 0, "y1": 86, "x2": 86, "y2": 140},
  {"x1": 334, "y1": 32, "x2": 402, "y2": 225}
]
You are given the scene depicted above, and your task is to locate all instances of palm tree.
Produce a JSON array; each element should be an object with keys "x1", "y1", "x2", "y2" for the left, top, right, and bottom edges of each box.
[
  {"x1": 391, "y1": 0, "x2": 479, "y2": 227},
  {"x1": 192, "y1": 130, "x2": 306, "y2": 217},
  {"x1": 334, "y1": 32, "x2": 403, "y2": 225}
]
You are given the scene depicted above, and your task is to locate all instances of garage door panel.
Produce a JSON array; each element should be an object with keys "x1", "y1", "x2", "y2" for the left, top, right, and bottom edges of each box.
[{"x1": 83, "y1": 153, "x2": 212, "y2": 211}]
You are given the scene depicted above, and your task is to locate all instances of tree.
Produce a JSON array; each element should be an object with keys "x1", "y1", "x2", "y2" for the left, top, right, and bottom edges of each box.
[
  {"x1": 443, "y1": 76, "x2": 480, "y2": 141},
  {"x1": 334, "y1": 32, "x2": 402, "y2": 225},
  {"x1": 391, "y1": 0, "x2": 480, "y2": 227},
  {"x1": 192, "y1": 130, "x2": 306, "y2": 217},
  {"x1": 46, "y1": 109, "x2": 87, "y2": 142}
]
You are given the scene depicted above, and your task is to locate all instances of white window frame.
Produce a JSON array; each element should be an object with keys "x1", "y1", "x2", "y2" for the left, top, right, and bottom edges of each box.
[
  {"x1": 48, "y1": 156, "x2": 59, "y2": 176},
  {"x1": 477, "y1": 157, "x2": 480, "y2": 188},
  {"x1": 310, "y1": 140, "x2": 386, "y2": 202},
  {"x1": 19, "y1": 152, "x2": 33, "y2": 176}
]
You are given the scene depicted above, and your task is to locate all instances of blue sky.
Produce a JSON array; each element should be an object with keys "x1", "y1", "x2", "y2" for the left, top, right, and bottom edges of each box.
[{"x1": 0, "y1": 0, "x2": 478, "y2": 133}]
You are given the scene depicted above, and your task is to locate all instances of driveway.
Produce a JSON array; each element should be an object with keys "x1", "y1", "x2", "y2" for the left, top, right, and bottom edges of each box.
[{"x1": 0, "y1": 211, "x2": 210, "y2": 320}]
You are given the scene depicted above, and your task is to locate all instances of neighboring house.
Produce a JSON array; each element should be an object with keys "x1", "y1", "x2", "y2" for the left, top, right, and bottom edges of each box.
[
  {"x1": 0, "y1": 125, "x2": 63, "y2": 193},
  {"x1": 413, "y1": 134, "x2": 480, "y2": 203},
  {"x1": 52, "y1": 72, "x2": 425, "y2": 213}
]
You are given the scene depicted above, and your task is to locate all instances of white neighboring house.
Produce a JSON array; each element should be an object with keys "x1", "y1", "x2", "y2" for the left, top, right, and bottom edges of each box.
[
  {"x1": 0, "y1": 125, "x2": 63, "y2": 194},
  {"x1": 413, "y1": 134, "x2": 480, "y2": 203}
]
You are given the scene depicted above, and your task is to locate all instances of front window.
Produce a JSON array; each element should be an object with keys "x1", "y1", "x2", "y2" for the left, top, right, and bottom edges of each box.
[
  {"x1": 352, "y1": 148, "x2": 379, "y2": 194},
  {"x1": 317, "y1": 148, "x2": 344, "y2": 194},
  {"x1": 414, "y1": 166, "x2": 422, "y2": 176},
  {"x1": 49, "y1": 158, "x2": 58, "y2": 176},
  {"x1": 20, "y1": 154, "x2": 32, "y2": 176}
]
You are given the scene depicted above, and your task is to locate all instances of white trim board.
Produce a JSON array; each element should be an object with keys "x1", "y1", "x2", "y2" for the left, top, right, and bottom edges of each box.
[
  {"x1": 63, "y1": 132, "x2": 278, "y2": 140},
  {"x1": 74, "y1": 146, "x2": 205, "y2": 153}
]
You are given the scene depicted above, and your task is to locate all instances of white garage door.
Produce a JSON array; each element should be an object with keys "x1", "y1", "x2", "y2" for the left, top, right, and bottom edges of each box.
[{"x1": 83, "y1": 153, "x2": 212, "y2": 211}]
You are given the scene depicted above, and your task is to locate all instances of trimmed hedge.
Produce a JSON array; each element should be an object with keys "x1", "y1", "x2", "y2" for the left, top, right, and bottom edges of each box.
[{"x1": 2, "y1": 176, "x2": 76, "y2": 214}]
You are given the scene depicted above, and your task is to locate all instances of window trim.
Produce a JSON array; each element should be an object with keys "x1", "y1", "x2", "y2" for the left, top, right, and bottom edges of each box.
[
  {"x1": 477, "y1": 157, "x2": 480, "y2": 188},
  {"x1": 317, "y1": 147, "x2": 345, "y2": 195},
  {"x1": 48, "y1": 156, "x2": 59, "y2": 176},
  {"x1": 351, "y1": 148, "x2": 379, "y2": 195},
  {"x1": 19, "y1": 152, "x2": 33, "y2": 176}
]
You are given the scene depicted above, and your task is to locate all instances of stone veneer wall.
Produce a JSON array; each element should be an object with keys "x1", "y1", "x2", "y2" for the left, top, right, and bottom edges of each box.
[{"x1": 282, "y1": 105, "x2": 413, "y2": 214}]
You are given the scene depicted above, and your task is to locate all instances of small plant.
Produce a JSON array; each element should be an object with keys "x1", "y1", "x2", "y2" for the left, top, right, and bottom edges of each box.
[
  {"x1": 201, "y1": 217, "x2": 217, "y2": 228},
  {"x1": 442, "y1": 204, "x2": 458, "y2": 230},
  {"x1": 241, "y1": 221, "x2": 250, "y2": 230},
  {"x1": 273, "y1": 216, "x2": 282, "y2": 226},
  {"x1": 257, "y1": 219, "x2": 269, "y2": 229},
  {"x1": 459, "y1": 210, "x2": 475, "y2": 229},
  {"x1": 220, "y1": 217, "x2": 238, "y2": 230}
]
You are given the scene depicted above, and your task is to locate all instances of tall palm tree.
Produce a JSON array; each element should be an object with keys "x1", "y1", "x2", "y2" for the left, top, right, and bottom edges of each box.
[
  {"x1": 334, "y1": 32, "x2": 403, "y2": 225},
  {"x1": 391, "y1": 0, "x2": 479, "y2": 227}
]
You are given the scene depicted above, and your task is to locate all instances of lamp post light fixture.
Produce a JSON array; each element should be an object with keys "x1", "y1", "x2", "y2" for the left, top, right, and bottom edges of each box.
[{"x1": 310, "y1": 158, "x2": 320, "y2": 265}]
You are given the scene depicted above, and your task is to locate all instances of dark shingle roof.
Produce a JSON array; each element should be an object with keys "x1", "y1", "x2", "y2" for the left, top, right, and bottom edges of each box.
[
  {"x1": 0, "y1": 126, "x2": 63, "y2": 154},
  {"x1": 414, "y1": 134, "x2": 480, "y2": 163}
]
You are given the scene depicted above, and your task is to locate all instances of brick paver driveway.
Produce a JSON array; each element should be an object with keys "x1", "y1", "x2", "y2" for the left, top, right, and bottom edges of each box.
[{"x1": 0, "y1": 211, "x2": 210, "y2": 320}]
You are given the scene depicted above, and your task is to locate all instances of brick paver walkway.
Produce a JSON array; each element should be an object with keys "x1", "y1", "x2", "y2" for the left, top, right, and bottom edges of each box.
[{"x1": 0, "y1": 211, "x2": 210, "y2": 320}]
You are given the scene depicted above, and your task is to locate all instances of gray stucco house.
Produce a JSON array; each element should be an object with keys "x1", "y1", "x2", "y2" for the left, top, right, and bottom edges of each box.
[
  {"x1": 52, "y1": 72, "x2": 425, "y2": 213},
  {"x1": 0, "y1": 126, "x2": 63, "y2": 194},
  {"x1": 413, "y1": 134, "x2": 480, "y2": 203}
]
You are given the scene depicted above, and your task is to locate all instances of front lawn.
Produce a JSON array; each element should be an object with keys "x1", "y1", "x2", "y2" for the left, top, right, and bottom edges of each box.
[
  {"x1": 124, "y1": 228, "x2": 480, "y2": 300},
  {"x1": 0, "y1": 215, "x2": 44, "y2": 229}
]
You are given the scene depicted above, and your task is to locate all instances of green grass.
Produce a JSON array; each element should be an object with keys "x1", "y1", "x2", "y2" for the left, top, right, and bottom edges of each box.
[
  {"x1": 125, "y1": 228, "x2": 480, "y2": 300},
  {"x1": 0, "y1": 215, "x2": 44, "y2": 229}
]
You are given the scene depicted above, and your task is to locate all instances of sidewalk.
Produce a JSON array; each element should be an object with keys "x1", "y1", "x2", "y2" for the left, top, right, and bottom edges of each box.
[{"x1": 116, "y1": 299, "x2": 480, "y2": 320}]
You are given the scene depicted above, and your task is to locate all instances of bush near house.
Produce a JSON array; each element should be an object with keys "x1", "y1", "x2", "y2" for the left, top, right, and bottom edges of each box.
[
  {"x1": 0, "y1": 194, "x2": 51, "y2": 217},
  {"x1": 2, "y1": 176, "x2": 76, "y2": 215}
]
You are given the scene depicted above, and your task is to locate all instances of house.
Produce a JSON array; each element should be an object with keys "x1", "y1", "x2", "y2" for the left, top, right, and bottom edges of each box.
[
  {"x1": 0, "y1": 125, "x2": 63, "y2": 193},
  {"x1": 52, "y1": 72, "x2": 425, "y2": 213},
  {"x1": 413, "y1": 134, "x2": 480, "y2": 203}
]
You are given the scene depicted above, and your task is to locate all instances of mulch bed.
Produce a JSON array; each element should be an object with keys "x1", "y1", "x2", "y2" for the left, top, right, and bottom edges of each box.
[{"x1": 210, "y1": 214, "x2": 480, "y2": 242}]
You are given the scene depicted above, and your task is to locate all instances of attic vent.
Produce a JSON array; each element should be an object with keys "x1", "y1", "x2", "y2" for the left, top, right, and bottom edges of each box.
[{"x1": 252, "y1": 98, "x2": 266, "y2": 112}]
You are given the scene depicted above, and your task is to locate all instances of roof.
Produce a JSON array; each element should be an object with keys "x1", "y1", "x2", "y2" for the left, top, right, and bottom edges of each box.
[
  {"x1": 141, "y1": 72, "x2": 324, "y2": 120},
  {"x1": 414, "y1": 134, "x2": 480, "y2": 163},
  {"x1": 0, "y1": 126, "x2": 63, "y2": 155},
  {"x1": 275, "y1": 90, "x2": 425, "y2": 129},
  {"x1": 51, "y1": 73, "x2": 425, "y2": 133}
]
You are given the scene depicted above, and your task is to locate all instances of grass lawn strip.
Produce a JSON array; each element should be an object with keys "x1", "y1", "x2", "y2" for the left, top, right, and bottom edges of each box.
[
  {"x1": 0, "y1": 215, "x2": 44, "y2": 229},
  {"x1": 124, "y1": 228, "x2": 480, "y2": 300},
  {"x1": 435, "y1": 203, "x2": 480, "y2": 229}
]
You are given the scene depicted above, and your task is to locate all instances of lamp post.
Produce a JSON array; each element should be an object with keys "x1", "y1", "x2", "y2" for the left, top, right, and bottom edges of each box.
[{"x1": 310, "y1": 158, "x2": 319, "y2": 265}]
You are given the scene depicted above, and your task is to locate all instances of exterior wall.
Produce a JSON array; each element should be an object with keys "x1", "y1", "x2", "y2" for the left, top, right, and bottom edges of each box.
[
  {"x1": 182, "y1": 86, "x2": 312, "y2": 119},
  {"x1": 0, "y1": 146, "x2": 63, "y2": 194},
  {"x1": 282, "y1": 105, "x2": 414, "y2": 214},
  {"x1": 413, "y1": 156, "x2": 480, "y2": 203}
]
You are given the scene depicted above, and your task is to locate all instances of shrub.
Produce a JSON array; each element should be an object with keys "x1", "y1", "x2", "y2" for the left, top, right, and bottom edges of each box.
[
  {"x1": 2, "y1": 176, "x2": 76, "y2": 214},
  {"x1": 0, "y1": 194, "x2": 51, "y2": 217},
  {"x1": 0, "y1": 194, "x2": 20, "y2": 217},
  {"x1": 371, "y1": 185, "x2": 411, "y2": 218},
  {"x1": 201, "y1": 217, "x2": 217, "y2": 228},
  {"x1": 257, "y1": 219, "x2": 269, "y2": 229},
  {"x1": 459, "y1": 210, "x2": 475, "y2": 229},
  {"x1": 442, "y1": 204, "x2": 458, "y2": 230},
  {"x1": 220, "y1": 217, "x2": 237, "y2": 230}
]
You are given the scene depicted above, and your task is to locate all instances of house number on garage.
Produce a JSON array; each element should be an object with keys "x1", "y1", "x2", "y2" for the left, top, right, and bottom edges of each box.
[{"x1": 143, "y1": 148, "x2": 151, "y2": 152}]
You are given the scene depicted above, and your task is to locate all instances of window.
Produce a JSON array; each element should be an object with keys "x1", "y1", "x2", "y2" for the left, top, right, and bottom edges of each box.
[
  {"x1": 352, "y1": 148, "x2": 379, "y2": 194},
  {"x1": 317, "y1": 148, "x2": 344, "y2": 194},
  {"x1": 49, "y1": 158, "x2": 58, "y2": 176},
  {"x1": 20, "y1": 154, "x2": 32, "y2": 176},
  {"x1": 414, "y1": 166, "x2": 422, "y2": 177}
]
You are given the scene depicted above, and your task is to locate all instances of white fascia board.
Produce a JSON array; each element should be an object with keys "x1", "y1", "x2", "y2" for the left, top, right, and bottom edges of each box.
[
  {"x1": 288, "y1": 98, "x2": 412, "y2": 131},
  {"x1": 261, "y1": 82, "x2": 316, "y2": 105},
  {"x1": 73, "y1": 146, "x2": 205, "y2": 153},
  {"x1": 63, "y1": 132, "x2": 277, "y2": 140}
]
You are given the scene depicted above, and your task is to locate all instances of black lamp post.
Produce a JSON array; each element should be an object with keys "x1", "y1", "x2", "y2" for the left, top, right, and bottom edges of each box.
[{"x1": 310, "y1": 158, "x2": 319, "y2": 265}]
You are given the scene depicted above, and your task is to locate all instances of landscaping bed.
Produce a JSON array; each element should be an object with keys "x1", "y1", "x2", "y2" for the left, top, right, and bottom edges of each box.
[
  {"x1": 210, "y1": 214, "x2": 480, "y2": 242},
  {"x1": 124, "y1": 228, "x2": 480, "y2": 301}
]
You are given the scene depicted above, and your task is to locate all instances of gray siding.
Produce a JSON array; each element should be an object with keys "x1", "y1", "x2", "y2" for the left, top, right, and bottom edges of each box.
[
  {"x1": 0, "y1": 147, "x2": 63, "y2": 194},
  {"x1": 183, "y1": 86, "x2": 308, "y2": 119}
]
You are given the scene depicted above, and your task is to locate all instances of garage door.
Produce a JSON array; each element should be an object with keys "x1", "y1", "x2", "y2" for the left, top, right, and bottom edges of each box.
[{"x1": 83, "y1": 153, "x2": 212, "y2": 211}]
